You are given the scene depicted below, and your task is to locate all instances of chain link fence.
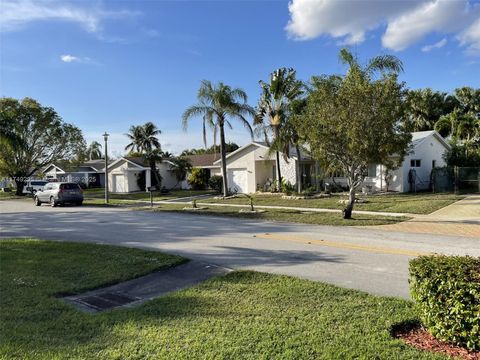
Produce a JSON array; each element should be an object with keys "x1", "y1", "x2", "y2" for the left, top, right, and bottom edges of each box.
[{"x1": 431, "y1": 167, "x2": 480, "y2": 194}]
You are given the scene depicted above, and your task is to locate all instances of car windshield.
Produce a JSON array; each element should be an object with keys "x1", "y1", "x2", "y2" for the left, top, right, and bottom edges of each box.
[{"x1": 60, "y1": 183, "x2": 80, "y2": 190}]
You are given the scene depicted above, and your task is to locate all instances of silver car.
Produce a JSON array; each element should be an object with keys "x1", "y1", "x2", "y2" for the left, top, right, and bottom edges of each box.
[{"x1": 34, "y1": 182, "x2": 84, "y2": 207}]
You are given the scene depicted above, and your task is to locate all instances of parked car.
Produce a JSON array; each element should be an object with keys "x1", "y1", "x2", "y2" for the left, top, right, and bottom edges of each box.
[
  {"x1": 23, "y1": 180, "x2": 48, "y2": 195},
  {"x1": 34, "y1": 182, "x2": 83, "y2": 207}
]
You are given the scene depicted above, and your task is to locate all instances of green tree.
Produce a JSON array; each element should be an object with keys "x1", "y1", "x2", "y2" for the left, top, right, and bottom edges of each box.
[
  {"x1": 169, "y1": 157, "x2": 193, "y2": 189},
  {"x1": 296, "y1": 49, "x2": 411, "y2": 219},
  {"x1": 0, "y1": 97, "x2": 85, "y2": 195},
  {"x1": 404, "y1": 88, "x2": 457, "y2": 131},
  {"x1": 86, "y1": 141, "x2": 102, "y2": 160},
  {"x1": 254, "y1": 68, "x2": 303, "y2": 191},
  {"x1": 180, "y1": 142, "x2": 239, "y2": 156},
  {"x1": 182, "y1": 80, "x2": 254, "y2": 197},
  {"x1": 124, "y1": 122, "x2": 163, "y2": 189}
]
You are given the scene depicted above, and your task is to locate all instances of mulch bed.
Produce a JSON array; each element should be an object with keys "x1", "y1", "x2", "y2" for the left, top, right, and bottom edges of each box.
[{"x1": 394, "y1": 324, "x2": 479, "y2": 359}]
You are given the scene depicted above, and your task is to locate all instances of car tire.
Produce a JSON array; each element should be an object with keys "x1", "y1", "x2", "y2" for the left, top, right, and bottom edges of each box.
[
  {"x1": 50, "y1": 197, "x2": 57, "y2": 207},
  {"x1": 34, "y1": 196, "x2": 41, "y2": 206}
]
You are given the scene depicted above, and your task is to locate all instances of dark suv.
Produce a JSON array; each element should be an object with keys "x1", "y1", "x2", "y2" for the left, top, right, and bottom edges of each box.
[{"x1": 34, "y1": 182, "x2": 83, "y2": 207}]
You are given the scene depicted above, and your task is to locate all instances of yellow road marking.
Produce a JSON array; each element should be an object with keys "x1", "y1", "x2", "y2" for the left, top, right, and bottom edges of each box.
[{"x1": 255, "y1": 233, "x2": 429, "y2": 257}]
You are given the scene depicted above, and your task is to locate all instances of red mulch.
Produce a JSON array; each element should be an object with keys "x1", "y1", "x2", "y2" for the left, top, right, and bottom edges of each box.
[{"x1": 394, "y1": 325, "x2": 479, "y2": 360}]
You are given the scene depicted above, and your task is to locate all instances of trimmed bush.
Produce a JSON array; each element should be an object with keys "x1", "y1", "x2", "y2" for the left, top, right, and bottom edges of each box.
[
  {"x1": 187, "y1": 168, "x2": 209, "y2": 190},
  {"x1": 208, "y1": 175, "x2": 223, "y2": 193},
  {"x1": 409, "y1": 255, "x2": 480, "y2": 351}
]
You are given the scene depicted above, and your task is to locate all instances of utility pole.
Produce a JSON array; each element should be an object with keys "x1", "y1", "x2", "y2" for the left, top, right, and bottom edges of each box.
[{"x1": 103, "y1": 132, "x2": 109, "y2": 204}]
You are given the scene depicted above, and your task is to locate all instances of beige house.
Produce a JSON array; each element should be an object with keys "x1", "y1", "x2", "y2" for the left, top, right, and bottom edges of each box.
[{"x1": 210, "y1": 142, "x2": 317, "y2": 193}]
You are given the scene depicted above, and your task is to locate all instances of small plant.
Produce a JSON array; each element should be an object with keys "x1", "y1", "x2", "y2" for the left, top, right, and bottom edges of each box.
[
  {"x1": 409, "y1": 255, "x2": 480, "y2": 351},
  {"x1": 281, "y1": 180, "x2": 295, "y2": 195},
  {"x1": 187, "y1": 168, "x2": 209, "y2": 190},
  {"x1": 192, "y1": 199, "x2": 197, "y2": 208},
  {"x1": 208, "y1": 175, "x2": 223, "y2": 194}
]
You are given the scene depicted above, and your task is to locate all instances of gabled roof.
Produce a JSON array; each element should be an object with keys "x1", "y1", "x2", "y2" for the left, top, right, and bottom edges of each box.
[
  {"x1": 411, "y1": 130, "x2": 450, "y2": 150},
  {"x1": 213, "y1": 141, "x2": 312, "y2": 164},
  {"x1": 106, "y1": 156, "x2": 150, "y2": 171},
  {"x1": 185, "y1": 153, "x2": 222, "y2": 168}
]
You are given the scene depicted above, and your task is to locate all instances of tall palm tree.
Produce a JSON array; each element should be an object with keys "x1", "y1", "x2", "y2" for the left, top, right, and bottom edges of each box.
[
  {"x1": 254, "y1": 68, "x2": 303, "y2": 191},
  {"x1": 86, "y1": 141, "x2": 102, "y2": 160},
  {"x1": 182, "y1": 80, "x2": 254, "y2": 197},
  {"x1": 125, "y1": 125, "x2": 144, "y2": 153},
  {"x1": 125, "y1": 122, "x2": 163, "y2": 188}
]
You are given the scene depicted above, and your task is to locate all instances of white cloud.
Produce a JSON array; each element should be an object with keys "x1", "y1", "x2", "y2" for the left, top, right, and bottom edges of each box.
[
  {"x1": 60, "y1": 54, "x2": 96, "y2": 64},
  {"x1": 286, "y1": 0, "x2": 480, "y2": 53},
  {"x1": 421, "y1": 38, "x2": 447, "y2": 52},
  {"x1": 60, "y1": 54, "x2": 79, "y2": 63},
  {"x1": 458, "y1": 17, "x2": 480, "y2": 54},
  {"x1": 0, "y1": 0, "x2": 138, "y2": 33}
]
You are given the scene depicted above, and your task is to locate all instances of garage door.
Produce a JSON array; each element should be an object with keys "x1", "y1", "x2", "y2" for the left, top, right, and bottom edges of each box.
[
  {"x1": 227, "y1": 169, "x2": 247, "y2": 193},
  {"x1": 112, "y1": 174, "x2": 125, "y2": 193}
]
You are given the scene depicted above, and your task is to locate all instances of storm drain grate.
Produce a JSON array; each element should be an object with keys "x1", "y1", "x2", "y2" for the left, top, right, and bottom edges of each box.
[{"x1": 75, "y1": 292, "x2": 138, "y2": 311}]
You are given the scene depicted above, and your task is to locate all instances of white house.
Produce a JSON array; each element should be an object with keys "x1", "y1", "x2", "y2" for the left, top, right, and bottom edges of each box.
[
  {"x1": 210, "y1": 142, "x2": 317, "y2": 193},
  {"x1": 363, "y1": 130, "x2": 450, "y2": 193},
  {"x1": 105, "y1": 156, "x2": 181, "y2": 193},
  {"x1": 43, "y1": 160, "x2": 107, "y2": 187}
]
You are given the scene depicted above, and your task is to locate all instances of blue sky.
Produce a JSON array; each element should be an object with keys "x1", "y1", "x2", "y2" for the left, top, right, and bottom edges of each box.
[{"x1": 1, "y1": 0, "x2": 480, "y2": 157}]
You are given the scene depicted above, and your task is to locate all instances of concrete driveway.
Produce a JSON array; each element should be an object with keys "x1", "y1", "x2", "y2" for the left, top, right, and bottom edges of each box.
[
  {"x1": 1, "y1": 199, "x2": 479, "y2": 299},
  {"x1": 369, "y1": 195, "x2": 480, "y2": 238}
]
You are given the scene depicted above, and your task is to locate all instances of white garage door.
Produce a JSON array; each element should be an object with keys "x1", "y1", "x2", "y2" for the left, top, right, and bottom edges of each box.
[
  {"x1": 112, "y1": 174, "x2": 125, "y2": 193},
  {"x1": 227, "y1": 169, "x2": 247, "y2": 193}
]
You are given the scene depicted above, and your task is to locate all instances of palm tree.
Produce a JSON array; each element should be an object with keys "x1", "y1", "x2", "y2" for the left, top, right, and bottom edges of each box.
[
  {"x1": 169, "y1": 157, "x2": 193, "y2": 189},
  {"x1": 125, "y1": 122, "x2": 163, "y2": 188},
  {"x1": 254, "y1": 68, "x2": 303, "y2": 191},
  {"x1": 125, "y1": 125, "x2": 144, "y2": 153},
  {"x1": 182, "y1": 80, "x2": 254, "y2": 197},
  {"x1": 86, "y1": 141, "x2": 102, "y2": 160}
]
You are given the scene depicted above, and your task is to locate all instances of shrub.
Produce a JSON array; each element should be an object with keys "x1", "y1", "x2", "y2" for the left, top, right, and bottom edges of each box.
[
  {"x1": 187, "y1": 168, "x2": 209, "y2": 190},
  {"x1": 409, "y1": 255, "x2": 480, "y2": 351},
  {"x1": 281, "y1": 180, "x2": 295, "y2": 195},
  {"x1": 208, "y1": 175, "x2": 223, "y2": 193}
]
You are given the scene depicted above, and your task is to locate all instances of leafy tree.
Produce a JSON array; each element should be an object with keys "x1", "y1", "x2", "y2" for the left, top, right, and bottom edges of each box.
[
  {"x1": 0, "y1": 97, "x2": 85, "y2": 195},
  {"x1": 182, "y1": 80, "x2": 254, "y2": 197},
  {"x1": 86, "y1": 141, "x2": 102, "y2": 160},
  {"x1": 404, "y1": 88, "x2": 457, "y2": 131},
  {"x1": 187, "y1": 167, "x2": 209, "y2": 190},
  {"x1": 254, "y1": 68, "x2": 303, "y2": 191},
  {"x1": 180, "y1": 142, "x2": 239, "y2": 156},
  {"x1": 296, "y1": 49, "x2": 411, "y2": 219},
  {"x1": 143, "y1": 148, "x2": 164, "y2": 188},
  {"x1": 169, "y1": 157, "x2": 193, "y2": 189}
]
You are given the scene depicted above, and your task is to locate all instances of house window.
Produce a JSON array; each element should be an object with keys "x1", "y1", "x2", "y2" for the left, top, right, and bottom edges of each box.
[
  {"x1": 410, "y1": 159, "x2": 421, "y2": 167},
  {"x1": 432, "y1": 160, "x2": 436, "y2": 169},
  {"x1": 367, "y1": 164, "x2": 377, "y2": 177}
]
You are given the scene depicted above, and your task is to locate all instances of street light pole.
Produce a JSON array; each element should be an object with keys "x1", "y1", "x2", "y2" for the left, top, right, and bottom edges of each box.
[{"x1": 103, "y1": 132, "x2": 109, "y2": 204}]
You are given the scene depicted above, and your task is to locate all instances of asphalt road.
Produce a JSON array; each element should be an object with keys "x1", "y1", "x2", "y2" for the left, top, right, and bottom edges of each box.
[{"x1": 1, "y1": 199, "x2": 479, "y2": 299}]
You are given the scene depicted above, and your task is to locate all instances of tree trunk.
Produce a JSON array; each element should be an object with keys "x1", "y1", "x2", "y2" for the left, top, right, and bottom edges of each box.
[
  {"x1": 295, "y1": 145, "x2": 302, "y2": 194},
  {"x1": 343, "y1": 186, "x2": 356, "y2": 219},
  {"x1": 15, "y1": 179, "x2": 25, "y2": 196},
  {"x1": 219, "y1": 124, "x2": 228, "y2": 197},
  {"x1": 275, "y1": 151, "x2": 282, "y2": 192}
]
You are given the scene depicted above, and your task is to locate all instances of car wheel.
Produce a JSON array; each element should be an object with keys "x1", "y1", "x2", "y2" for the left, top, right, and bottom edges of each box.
[
  {"x1": 34, "y1": 196, "x2": 41, "y2": 206},
  {"x1": 50, "y1": 197, "x2": 57, "y2": 207}
]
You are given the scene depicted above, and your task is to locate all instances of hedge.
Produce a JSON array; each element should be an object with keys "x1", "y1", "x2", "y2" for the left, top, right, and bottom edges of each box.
[{"x1": 409, "y1": 255, "x2": 480, "y2": 351}]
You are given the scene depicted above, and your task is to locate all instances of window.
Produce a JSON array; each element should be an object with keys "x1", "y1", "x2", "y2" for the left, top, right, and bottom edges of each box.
[
  {"x1": 432, "y1": 160, "x2": 436, "y2": 169},
  {"x1": 410, "y1": 159, "x2": 421, "y2": 167},
  {"x1": 367, "y1": 164, "x2": 377, "y2": 177},
  {"x1": 60, "y1": 183, "x2": 80, "y2": 190}
]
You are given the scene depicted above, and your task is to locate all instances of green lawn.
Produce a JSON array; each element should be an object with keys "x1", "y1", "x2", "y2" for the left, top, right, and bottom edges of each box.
[
  {"x1": 203, "y1": 193, "x2": 463, "y2": 214},
  {"x1": 0, "y1": 191, "x2": 23, "y2": 200},
  {"x1": 0, "y1": 239, "x2": 445, "y2": 359},
  {"x1": 144, "y1": 204, "x2": 409, "y2": 226},
  {"x1": 83, "y1": 188, "x2": 214, "y2": 202}
]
